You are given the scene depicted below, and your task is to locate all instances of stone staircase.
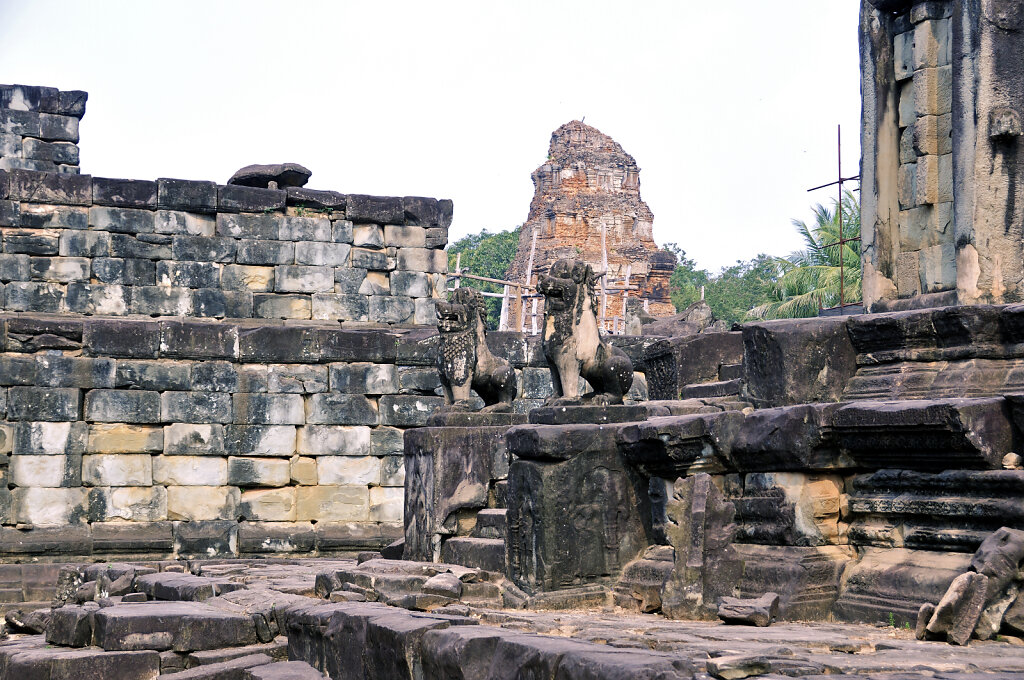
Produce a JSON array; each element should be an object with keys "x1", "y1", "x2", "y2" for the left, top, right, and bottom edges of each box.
[{"x1": 440, "y1": 508, "x2": 507, "y2": 573}]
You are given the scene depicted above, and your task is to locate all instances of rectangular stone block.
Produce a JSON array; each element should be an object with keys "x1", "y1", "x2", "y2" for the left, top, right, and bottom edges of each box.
[
  {"x1": 89, "y1": 206, "x2": 155, "y2": 233},
  {"x1": 311, "y1": 293, "x2": 368, "y2": 321},
  {"x1": 13, "y1": 421, "x2": 86, "y2": 454},
  {"x1": 85, "y1": 389, "x2": 160, "y2": 423},
  {"x1": 82, "y1": 453, "x2": 153, "y2": 486},
  {"x1": 217, "y1": 184, "x2": 285, "y2": 213},
  {"x1": 89, "y1": 486, "x2": 167, "y2": 522},
  {"x1": 92, "y1": 177, "x2": 157, "y2": 208},
  {"x1": 0, "y1": 253, "x2": 30, "y2": 280},
  {"x1": 279, "y1": 216, "x2": 330, "y2": 241},
  {"x1": 371, "y1": 426, "x2": 404, "y2": 457},
  {"x1": 163, "y1": 423, "x2": 225, "y2": 455},
  {"x1": 0, "y1": 109, "x2": 40, "y2": 136},
  {"x1": 295, "y1": 485, "x2": 368, "y2": 521},
  {"x1": 84, "y1": 318, "x2": 159, "y2": 358},
  {"x1": 20, "y1": 203, "x2": 88, "y2": 228},
  {"x1": 10, "y1": 454, "x2": 77, "y2": 487},
  {"x1": 381, "y1": 455, "x2": 405, "y2": 486},
  {"x1": 154, "y1": 456, "x2": 227, "y2": 486},
  {"x1": 156, "y1": 260, "x2": 221, "y2": 288},
  {"x1": 8, "y1": 168, "x2": 91, "y2": 205},
  {"x1": 115, "y1": 360, "x2": 190, "y2": 391},
  {"x1": 225, "y1": 425, "x2": 296, "y2": 456},
  {"x1": 227, "y1": 456, "x2": 289, "y2": 487},
  {"x1": 334, "y1": 268, "x2": 365, "y2": 293},
  {"x1": 330, "y1": 363, "x2": 398, "y2": 394},
  {"x1": 918, "y1": 240, "x2": 956, "y2": 293},
  {"x1": 109, "y1": 233, "x2": 171, "y2": 260},
  {"x1": 253, "y1": 293, "x2": 311, "y2": 319},
  {"x1": 369, "y1": 295, "x2": 415, "y2": 323},
  {"x1": 379, "y1": 394, "x2": 443, "y2": 426},
  {"x1": 352, "y1": 224, "x2": 384, "y2": 247},
  {"x1": 238, "y1": 325, "x2": 319, "y2": 363},
  {"x1": 236, "y1": 239, "x2": 294, "y2": 265},
  {"x1": 0, "y1": 356, "x2": 32, "y2": 385},
  {"x1": 290, "y1": 455, "x2": 317, "y2": 485},
  {"x1": 287, "y1": 186, "x2": 346, "y2": 211},
  {"x1": 317, "y1": 328, "x2": 396, "y2": 363},
  {"x1": 274, "y1": 265, "x2": 334, "y2": 293},
  {"x1": 172, "y1": 519, "x2": 238, "y2": 558},
  {"x1": 92, "y1": 257, "x2": 156, "y2": 285},
  {"x1": 34, "y1": 355, "x2": 114, "y2": 388},
  {"x1": 369, "y1": 486, "x2": 402, "y2": 522},
  {"x1": 159, "y1": 320, "x2": 237, "y2": 359},
  {"x1": 266, "y1": 364, "x2": 327, "y2": 393},
  {"x1": 390, "y1": 271, "x2": 431, "y2": 298},
  {"x1": 4, "y1": 228, "x2": 59, "y2": 254},
  {"x1": 39, "y1": 112, "x2": 79, "y2": 142},
  {"x1": 350, "y1": 247, "x2": 389, "y2": 271},
  {"x1": 346, "y1": 194, "x2": 403, "y2": 224},
  {"x1": 239, "y1": 487, "x2": 296, "y2": 521},
  {"x1": 305, "y1": 393, "x2": 378, "y2": 425},
  {"x1": 358, "y1": 271, "x2": 389, "y2": 295},
  {"x1": 157, "y1": 178, "x2": 217, "y2": 213},
  {"x1": 913, "y1": 65, "x2": 952, "y2": 116},
  {"x1": 167, "y1": 485, "x2": 239, "y2": 521},
  {"x1": 233, "y1": 393, "x2": 304, "y2": 424},
  {"x1": 28, "y1": 255, "x2": 89, "y2": 282},
  {"x1": 172, "y1": 235, "x2": 235, "y2": 262},
  {"x1": 397, "y1": 366, "x2": 441, "y2": 393},
  {"x1": 897, "y1": 251, "x2": 920, "y2": 298},
  {"x1": 155, "y1": 209, "x2": 215, "y2": 236},
  {"x1": 8, "y1": 387, "x2": 80, "y2": 421},
  {"x1": 384, "y1": 224, "x2": 426, "y2": 248},
  {"x1": 296, "y1": 425, "x2": 371, "y2": 456},
  {"x1": 222, "y1": 264, "x2": 274, "y2": 291},
  {"x1": 161, "y1": 391, "x2": 233, "y2": 423},
  {"x1": 915, "y1": 154, "x2": 938, "y2": 205},
  {"x1": 59, "y1": 230, "x2": 111, "y2": 257},
  {"x1": 317, "y1": 456, "x2": 380, "y2": 485},
  {"x1": 899, "y1": 80, "x2": 915, "y2": 128},
  {"x1": 239, "y1": 520, "x2": 314, "y2": 553},
  {"x1": 0, "y1": 199, "x2": 19, "y2": 229},
  {"x1": 294, "y1": 241, "x2": 351, "y2": 266},
  {"x1": 88, "y1": 423, "x2": 163, "y2": 453},
  {"x1": 190, "y1": 361, "x2": 238, "y2": 391},
  {"x1": 396, "y1": 247, "x2": 446, "y2": 273},
  {"x1": 128, "y1": 286, "x2": 193, "y2": 316},
  {"x1": 4, "y1": 281, "x2": 64, "y2": 311},
  {"x1": 12, "y1": 487, "x2": 87, "y2": 525},
  {"x1": 332, "y1": 218, "x2": 354, "y2": 243}
]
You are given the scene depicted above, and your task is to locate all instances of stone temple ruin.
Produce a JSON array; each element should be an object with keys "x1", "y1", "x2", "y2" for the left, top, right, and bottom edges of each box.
[{"x1": 3, "y1": 2, "x2": 1024, "y2": 677}]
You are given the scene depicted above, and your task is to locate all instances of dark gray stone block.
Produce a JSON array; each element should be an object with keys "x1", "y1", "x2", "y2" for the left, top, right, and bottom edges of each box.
[
  {"x1": 160, "y1": 320, "x2": 237, "y2": 359},
  {"x1": 93, "y1": 601, "x2": 255, "y2": 651},
  {"x1": 239, "y1": 326, "x2": 320, "y2": 363},
  {"x1": 171, "y1": 235, "x2": 235, "y2": 262},
  {"x1": 110, "y1": 233, "x2": 171, "y2": 259},
  {"x1": 286, "y1": 187, "x2": 346, "y2": 211},
  {"x1": 115, "y1": 360, "x2": 191, "y2": 391},
  {"x1": 85, "y1": 389, "x2": 160, "y2": 423},
  {"x1": 7, "y1": 386, "x2": 80, "y2": 420},
  {"x1": 192, "y1": 360, "x2": 239, "y2": 392},
  {"x1": 345, "y1": 194, "x2": 403, "y2": 224},
  {"x1": 217, "y1": 184, "x2": 286, "y2": 213},
  {"x1": 237, "y1": 239, "x2": 294, "y2": 265},
  {"x1": 93, "y1": 257, "x2": 156, "y2": 285},
  {"x1": 4, "y1": 229, "x2": 59, "y2": 254},
  {"x1": 161, "y1": 391, "x2": 233, "y2": 423},
  {"x1": 57, "y1": 89, "x2": 88, "y2": 116},
  {"x1": 174, "y1": 520, "x2": 238, "y2": 559},
  {"x1": 92, "y1": 177, "x2": 157, "y2": 207},
  {"x1": 84, "y1": 318, "x2": 160, "y2": 358},
  {"x1": 157, "y1": 178, "x2": 217, "y2": 214},
  {"x1": 216, "y1": 213, "x2": 280, "y2": 239},
  {"x1": 7, "y1": 168, "x2": 91, "y2": 205}
]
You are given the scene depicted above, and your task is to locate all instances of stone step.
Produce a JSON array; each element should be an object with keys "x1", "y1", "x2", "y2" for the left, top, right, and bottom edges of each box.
[
  {"x1": 440, "y1": 537, "x2": 506, "y2": 573},
  {"x1": 679, "y1": 379, "x2": 742, "y2": 399},
  {"x1": 719, "y1": 363, "x2": 743, "y2": 381},
  {"x1": 472, "y1": 509, "x2": 507, "y2": 540}
]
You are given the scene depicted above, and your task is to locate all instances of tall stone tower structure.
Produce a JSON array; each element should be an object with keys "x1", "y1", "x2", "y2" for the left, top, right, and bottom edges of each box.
[
  {"x1": 861, "y1": 0, "x2": 1024, "y2": 310},
  {"x1": 507, "y1": 121, "x2": 675, "y2": 328}
]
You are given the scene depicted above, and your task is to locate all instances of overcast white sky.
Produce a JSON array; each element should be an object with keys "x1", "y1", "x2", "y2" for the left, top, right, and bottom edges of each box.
[{"x1": 0, "y1": 1, "x2": 862, "y2": 273}]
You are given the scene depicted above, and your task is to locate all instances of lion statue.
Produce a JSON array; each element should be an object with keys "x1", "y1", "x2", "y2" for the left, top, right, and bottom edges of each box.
[
  {"x1": 435, "y1": 286, "x2": 517, "y2": 412},
  {"x1": 537, "y1": 258, "x2": 634, "y2": 405}
]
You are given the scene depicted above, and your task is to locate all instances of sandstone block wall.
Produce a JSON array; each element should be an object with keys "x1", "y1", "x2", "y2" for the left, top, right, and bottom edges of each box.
[
  {"x1": 0, "y1": 84, "x2": 85, "y2": 175},
  {"x1": 0, "y1": 169, "x2": 450, "y2": 324}
]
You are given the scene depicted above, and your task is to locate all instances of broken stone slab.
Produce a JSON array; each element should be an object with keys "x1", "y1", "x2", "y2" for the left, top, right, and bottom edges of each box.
[
  {"x1": 613, "y1": 545, "x2": 675, "y2": 613},
  {"x1": 926, "y1": 571, "x2": 989, "y2": 645},
  {"x1": 975, "y1": 583, "x2": 1019, "y2": 640},
  {"x1": 5, "y1": 606, "x2": 50, "y2": 633},
  {"x1": 661, "y1": 473, "x2": 744, "y2": 621},
  {"x1": 0, "y1": 641, "x2": 160, "y2": 679},
  {"x1": 45, "y1": 603, "x2": 95, "y2": 647},
  {"x1": 205, "y1": 588, "x2": 320, "y2": 643},
  {"x1": 717, "y1": 592, "x2": 780, "y2": 628},
  {"x1": 159, "y1": 652, "x2": 274, "y2": 678},
  {"x1": 733, "y1": 545, "x2": 853, "y2": 622},
  {"x1": 92, "y1": 601, "x2": 258, "y2": 651},
  {"x1": 618, "y1": 412, "x2": 744, "y2": 478},
  {"x1": 728, "y1": 403, "x2": 853, "y2": 472},
  {"x1": 228, "y1": 163, "x2": 311, "y2": 189},
  {"x1": 828, "y1": 398, "x2": 1013, "y2": 470},
  {"x1": 246, "y1": 661, "x2": 326, "y2": 679},
  {"x1": 134, "y1": 571, "x2": 248, "y2": 602},
  {"x1": 969, "y1": 526, "x2": 1024, "y2": 601},
  {"x1": 731, "y1": 472, "x2": 844, "y2": 547},
  {"x1": 706, "y1": 654, "x2": 772, "y2": 680}
]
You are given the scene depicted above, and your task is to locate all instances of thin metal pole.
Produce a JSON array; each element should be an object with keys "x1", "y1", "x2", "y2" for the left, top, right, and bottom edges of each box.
[{"x1": 838, "y1": 125, "x2": 844, "y2": 313}]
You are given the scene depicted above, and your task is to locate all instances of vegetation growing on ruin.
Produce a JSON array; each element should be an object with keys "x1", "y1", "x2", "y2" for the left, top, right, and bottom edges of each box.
[{"x1": 446, "y1": 227, "x2": 522, "y2": 328}]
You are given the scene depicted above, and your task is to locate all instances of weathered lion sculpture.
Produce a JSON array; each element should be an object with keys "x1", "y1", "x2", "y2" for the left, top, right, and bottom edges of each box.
[
  {"x1": 538, "y1": 258, "x2": 634, "y2": 405},
  {"x1": 435, "y1": 286, "x2": 517, "y2": 412}
]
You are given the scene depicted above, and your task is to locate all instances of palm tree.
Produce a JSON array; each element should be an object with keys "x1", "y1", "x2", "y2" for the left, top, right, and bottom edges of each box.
[{"x1": 748, "y1": 190, "x2": 861, "y2": 320}]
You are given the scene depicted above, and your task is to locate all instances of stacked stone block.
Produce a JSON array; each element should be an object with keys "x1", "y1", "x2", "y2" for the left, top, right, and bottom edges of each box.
[
  {"x1": 891, "y1": 4, "x2": 955, "y2": 297},
  {"x1": 0, "y1": 85, "x2": 85, "y2": 174},
  {"x1": 0, "y1": 169, "x2": 450, "y2": 324}
]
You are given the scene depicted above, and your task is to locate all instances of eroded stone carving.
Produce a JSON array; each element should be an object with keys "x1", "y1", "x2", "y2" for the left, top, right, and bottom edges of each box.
[
  {"x1": 435, "y1": 286, "x2": 516, "y2": 412},
  {"x1": 537, "y1": 258, "x2": 633, "y2": 405}
]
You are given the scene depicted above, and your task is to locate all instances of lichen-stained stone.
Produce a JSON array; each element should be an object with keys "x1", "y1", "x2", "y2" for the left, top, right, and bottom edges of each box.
[
  {"x1": 226, "y1": 425, "x2": 296, "y2": 456},
  {"x1": 167, "y1": 485, "x2": 239, "y2": 521},
  {"x1": 274, "y1": 265, "x2": 333, "y2": 293},
  {"x1": 92, "y1": 177, "x2": 156, "y2": 208},
  {"x1": 926, "y1": 571, "x2": 989, "y2": 645},
  {"x1": 346, "y1": 194, "x2": 404, "y2": 224},
  {"x1": 161, "y1": 391, "x2": 233, "y2": 424},
  {"x1": 163, "y1": 423, "x2": 224, "y2": 455},
  {"x1": 295, "y1": 241, "x2": 350, "y2": 266},
  {"x1": 378, "y1": 394, "x2": 443, "y2": 426},
  {"x1": 617, "y1": 412, "x2": 743, "y2": 478},
  {"x1": 93, "y1": 601, "x2": 257, "y2": 651},
  {"x1": 87, "y1": 423, "x2": 163, "y2": 453},
  {"x1": 10, "y1": 454, "x2": 76, "y2": 487},
  {"x1": 154, "y1": 209, "x2": 215, "y2": 236},
  {"x1": 228, "y1": 456, "x2": 289, "y2": 487},
  {"x1": 155, "y1": 456, "x2": 228, "y2": 486},
  {"x1": 191, "y1": 361, "x2": 239, "y2": 392},
  {"x1": 89, "y1": 205, "x2": 155, "y2": 233},
  {"x1": 295, "y1": 485, "x2": 368, "y2": 522},
  {"x1": 305, "y1": 393, "x2": 377, "y2": 425},
  {"x1": 222, "y1": 264, "x2": 275, "y2": 291},
  {"x1": 0, "y1": 644, "x2": 160, "y2": 678},
  {"x1": 7, "y1": 386, "x2": 80, "y2": 421},
  {"x1": 311, "y1": 293, "x2": 368, "y2": 321},
  {"x1": 369, "y1": 486, "x2": 402, "y2": 522},
  {"x1": 240, "y1": 487, "x2": 296, "y2": 522},
  {"x1": 234, "y1": 393, "x2": 304, "y2": 425},
  {"x1": 13, "y1": 486, "x2": 87, "y2": 525},
  {"x1": 89, "y1": 485, "x2": 167, "y2": 522},
  {"x1": 380, "y1": 455, "x2": 405, "y2": 487},
  {"x1": 352, "y1": 224, "x2": 384, "y2": 248},
  {"x1": 14, "y1": 421, "x2": 86, "y2": 454},
  {"x1": 239, "y1": 520, "x2": 316, "y2": 554},
  {"x1": 384, "y1": 224, "x2": 427, "y2": 248},
  {"x1": 296, "y1": 425, "x2": 371, "y2": 456},
  {"x1": 82, "y1": 453, "x2": 152, "y2": 486},
  {"x1": 396, "y1": 247, "x2": 446, "y2": 273},
  {"x1": 266, "y1": 364, "x2": 327, "y2": 394},
  {"x1": 329, "y1": 363, "x2": 398, "y2": 395},
  {"x1": 28, "y1": 255, "x2": 89, "y2": 282},
  {"x1": 358, "y1": 271, "x2": 390, "y2": 295},
  {"x1": 236, "y1": 239, "x2": 294, "y2": 265},
  {"x1": 173, "y1": 519, "x2": 237, "y2": 557},
  {"x1": 317, "y1": 456, "x2": 380, "y2": 485},
  {"x1": 279, "y1": 216, "x2": 330, "y2": 242},
  {"x1": 729, "y1": 404, "x2": 851, "y2": 472},
  {"x1": 85, "y1": 389, "x2": 160, "y2": 424}
]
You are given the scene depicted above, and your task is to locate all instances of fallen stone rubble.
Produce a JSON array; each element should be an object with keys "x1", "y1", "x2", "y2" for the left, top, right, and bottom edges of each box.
[{"x1": 0, "y1": 559, "x2": 1023, "y2": 678}]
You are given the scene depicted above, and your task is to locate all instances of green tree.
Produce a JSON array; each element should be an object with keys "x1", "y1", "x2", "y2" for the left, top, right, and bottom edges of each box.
[
  {"x1": 446, "y1": 227, "x2": 521, "y2": 328},
  {"x1": 664, "y1": 244, "x2": 780, "y2": 326},
  {"x1": 749, "y1": 190, "x2": 861, "y2": 320},
  {"x1": 663, "y1": 243, "x2": 709, "y2": 311}
]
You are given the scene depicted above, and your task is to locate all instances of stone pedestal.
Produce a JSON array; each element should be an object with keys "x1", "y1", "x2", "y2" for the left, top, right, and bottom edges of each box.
[
  {"x1": 506, "y1": 408, "x2": 652, "y2": 594},
  {"x1": 403, "y1": 413, "x2": 526, "y2": 562}
]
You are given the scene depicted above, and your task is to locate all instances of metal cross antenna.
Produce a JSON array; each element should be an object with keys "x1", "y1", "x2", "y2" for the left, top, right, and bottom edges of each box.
[{"x1": 807, "y1": 124, "x2": 861, "y2": 315}]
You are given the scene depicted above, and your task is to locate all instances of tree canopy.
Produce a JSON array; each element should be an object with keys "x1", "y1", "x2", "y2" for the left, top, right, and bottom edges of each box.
[{"x1": 445, "y1": 227, "x2": 522, "y2": 328}]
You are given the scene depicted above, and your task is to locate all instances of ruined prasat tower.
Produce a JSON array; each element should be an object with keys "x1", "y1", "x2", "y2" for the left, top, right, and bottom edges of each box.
[
  {"x1": 6, "y1": 1, "x2": 1024, "y2": 675},
  {"x1": 506, "y1": 120, "x2": 675, "y2": 331}
]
